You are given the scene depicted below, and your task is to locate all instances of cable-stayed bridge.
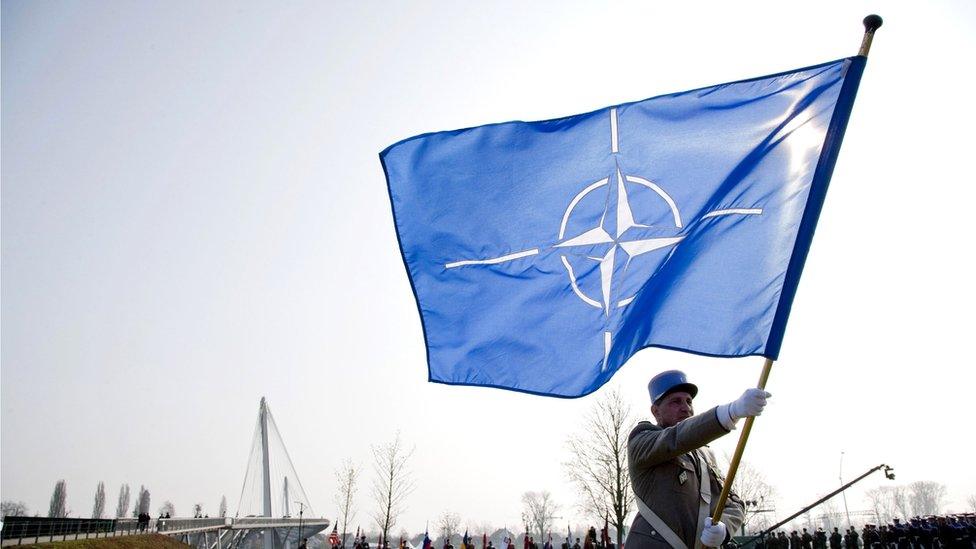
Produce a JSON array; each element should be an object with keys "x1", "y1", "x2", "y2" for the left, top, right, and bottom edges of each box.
[
  {"x1": 0, "y1": 398, "x2": 328, "y2": 549},
  {"x1": 231, "y1": 397, "x2": 328, "y2": 549}
]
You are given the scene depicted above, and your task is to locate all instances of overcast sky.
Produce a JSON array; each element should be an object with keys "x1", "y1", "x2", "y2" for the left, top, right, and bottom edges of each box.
[{"x1": 3, "y1": 0, "x2": 975, "y2": 535}]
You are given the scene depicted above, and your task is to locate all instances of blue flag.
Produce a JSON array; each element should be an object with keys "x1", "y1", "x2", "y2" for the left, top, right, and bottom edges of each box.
[{"x1": 382, "y1": 57, "x2": 867, "y2": 398}]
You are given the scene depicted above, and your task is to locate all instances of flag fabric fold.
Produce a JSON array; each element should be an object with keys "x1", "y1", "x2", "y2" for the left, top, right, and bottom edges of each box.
[{"x1": 382, "y1": 56, "x2": 866, "y2": 398}]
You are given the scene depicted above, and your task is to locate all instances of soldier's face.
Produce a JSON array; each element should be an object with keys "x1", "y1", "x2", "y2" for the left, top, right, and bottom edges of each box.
[{"x1": 651, "y1": 391, "x2": 694, "y2": 427}]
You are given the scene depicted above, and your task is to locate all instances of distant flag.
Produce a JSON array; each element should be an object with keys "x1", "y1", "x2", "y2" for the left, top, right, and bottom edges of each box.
[
  {"x1": 330, "y1": 521, "x2": 341, "y2": 547},
  {"x1": 382, "y1": 55, "x2": 870, "y2": 397}
]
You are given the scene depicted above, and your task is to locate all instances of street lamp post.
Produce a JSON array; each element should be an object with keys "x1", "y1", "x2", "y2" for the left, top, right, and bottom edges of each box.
[{"x1": 295, "y1": 501, "x2": 306, "y2": 548}]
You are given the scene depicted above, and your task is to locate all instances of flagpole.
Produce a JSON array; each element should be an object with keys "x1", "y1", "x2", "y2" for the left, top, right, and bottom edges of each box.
[
  {"x1": 707, "y1": 16, "x2": 882, "y2": 535},
  {"x1": 708, "y1": 357, "x2": 774, "y2": 526},
  {"x1": 858, "y1": 15, "x2": 884, "y2": 57}
]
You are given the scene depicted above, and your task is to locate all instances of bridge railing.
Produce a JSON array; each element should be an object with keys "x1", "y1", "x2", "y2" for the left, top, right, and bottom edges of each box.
[
  {"x1": 1, "y1": 517, "x2": 115, "y2": 541},
  {"x1": 231, "y1": 517, "x2": 329, "y2": 528},
  {"x1": 1, "y1": 516, "x2": 328, "y2": 546},
  {"x1": 156, "y1": 518, "x2": 229, "y2": 533}
]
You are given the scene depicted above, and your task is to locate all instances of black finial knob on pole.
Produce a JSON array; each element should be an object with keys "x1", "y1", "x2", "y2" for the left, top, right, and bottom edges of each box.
[{"x1": 858, "y1": 14, "x2": 883, "y2": 57}]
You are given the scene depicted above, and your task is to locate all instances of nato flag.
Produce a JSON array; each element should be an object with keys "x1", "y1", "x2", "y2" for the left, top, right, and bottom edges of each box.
[{"x1": 381, "y1": 57, "x2": 866, "y2": 398}]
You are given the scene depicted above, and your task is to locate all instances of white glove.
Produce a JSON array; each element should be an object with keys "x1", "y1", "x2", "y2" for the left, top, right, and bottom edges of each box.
[
  {"x1": 700, "y1": 517, "x2": 727, "y2": 548},
  {"x1": 717, "y1": 388, "x2": 771, "y2": 430},
  {"x1": 730, "y1": 388, "x2": 771, "y2": 420}
]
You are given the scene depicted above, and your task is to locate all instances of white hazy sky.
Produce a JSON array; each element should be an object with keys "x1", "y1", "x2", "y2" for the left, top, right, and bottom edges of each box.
[{"x1": 3, "y1": 0, "x2": 975, "y2": 535}]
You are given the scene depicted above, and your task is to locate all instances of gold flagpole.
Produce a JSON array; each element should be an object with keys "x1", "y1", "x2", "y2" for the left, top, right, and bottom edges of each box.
[
  {"x1": 858, "y1": 15, "x2": 884, "y2": 57},
  {"x1": 708, "y1": 16, "x2": 883, "y2": 528},
  {"x1": 708, "y1": 357, "x2": 774, "y2": 525}
]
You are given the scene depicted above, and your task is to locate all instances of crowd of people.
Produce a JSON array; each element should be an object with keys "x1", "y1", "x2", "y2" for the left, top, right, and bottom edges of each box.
[
  {"x1": 760, "y1": 515, "x2": 976, "y2": 549},
  {"x1": 343, "y1": 526, "x2": 617, "y2": 549}
]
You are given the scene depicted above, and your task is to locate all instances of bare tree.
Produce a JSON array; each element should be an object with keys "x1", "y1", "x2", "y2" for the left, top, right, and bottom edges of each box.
[
  {"x1": 966, "y1": 494, "x2": 976, "y2": 513},
  {"x1": 159, "y1": 501, "x2": 176, "y2": 517},
  {"x1": 818, "y1": 499, "x2": 841, "y2": 532},
  {"x1": 335, "y1": 458, "x2": 360, "y2": 548},
  {"x1": 909, "y1": 481, "x2": 946, "y2": 516},
  {"x1": 2, "y1": 501, "x2": 29, "y2": 518},
  {"x1": 48, "y1": 480, "x2": 68, "y2": 518},
  {"x1": 371, "y1": 432, "x2": 415, "y2": 544},
  {"x1": 92, "y1": 481, "x2": 106, "y2": 518},
  {"x1": 522, "y1": 491, "x2": 559, "y2": 541},
  {"x1": 135, "y1": 486, "x2": 151, "y2": 516},
  {"x1": 116, "y1": 484, "x2": 131, "y2": 518},
  {"x1": 219, "y1": 496, "x2": 227, "y2": 518},
  {"x1": 723, "y1": 457, "x2": 776, "y2": 533},
  {"x1": 891, "y1": 485, "x2": 912, "y2": 520},
  {"x1": 865, "y1": 487, "x2": 898, "y2": 524},
  {"x1": 438, "y1": 512, "x2": 462, "y2": 542},
  {"x1": 563, "y1": 387, "x2": 633, "y2": 547},
  {"x1": 193, "y1": 503, "x2": 204, "y2": 517},
  {"x1": 802, "y1": 509, "x2": 815, "y2": 532},
  {"x1": 468, "y1": 522, "x2": 495, "y2": 541}
]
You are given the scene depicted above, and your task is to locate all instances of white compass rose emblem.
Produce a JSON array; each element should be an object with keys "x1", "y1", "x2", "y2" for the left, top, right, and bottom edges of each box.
[{"x1": 444, "y1": 107, "x2": 763, "y2": 371}]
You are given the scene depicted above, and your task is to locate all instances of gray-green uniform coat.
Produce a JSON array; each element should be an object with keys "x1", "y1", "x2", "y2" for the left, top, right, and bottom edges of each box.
[{"x1": 625, "y1": 407, "x2": 745, "y2": 549}]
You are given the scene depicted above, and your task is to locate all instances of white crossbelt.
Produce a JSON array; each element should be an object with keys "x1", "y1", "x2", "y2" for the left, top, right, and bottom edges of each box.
[
  {"x1": 693, "y1": 450, "x2": 712, "y2": 549},
  {"x1": 633, "y1": 450, "x2": 712, "y2": 549}
]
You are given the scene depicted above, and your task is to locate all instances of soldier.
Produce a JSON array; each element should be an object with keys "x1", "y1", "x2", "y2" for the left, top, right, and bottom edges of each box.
[
  {"x1": 814, "y1": 528, "x2": 827, "y2": 549},
  {"x1": 847, "y1": 528, "x2": 859, "y2": 549},
  {"x1": 829, "y1": 528, "x2": 842, "y2": 549},
  {"x1": 860, "y1": 525, "x2": 876, "y2": 549},
  {"x1": 891, "y1": 519, "x2": 909, "y2": 549},
  {"x1": 879, "y1": 525, "x2": 893, "y2": 549},
  {"x1": 801, "y1": 528, "x2": 813, "y2": 549},
  {"x1": 625, "y1": 370, "x2": 769, "y2": 549}
]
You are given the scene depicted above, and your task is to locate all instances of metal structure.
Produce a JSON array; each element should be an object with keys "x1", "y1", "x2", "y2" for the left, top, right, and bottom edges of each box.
[
  {"x1": 1, "y1": 398, "x2": 328, "y2": 549},
  {"x1": 737, "y1": 464, "x2": 895, "y2": 548},
  {"x1": 234, "y1": 397, "x2": 323, "y2": 549}
]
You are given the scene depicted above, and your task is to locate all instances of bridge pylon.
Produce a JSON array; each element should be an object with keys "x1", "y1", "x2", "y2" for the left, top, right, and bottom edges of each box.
[{"x1": 233, "y1": 397, "x2": 322, "y2": 549}]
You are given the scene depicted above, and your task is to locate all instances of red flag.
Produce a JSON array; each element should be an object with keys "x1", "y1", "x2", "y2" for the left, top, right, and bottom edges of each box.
[{"x1": 483, "y1": 534, "x2": 487, "y2": 549}]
